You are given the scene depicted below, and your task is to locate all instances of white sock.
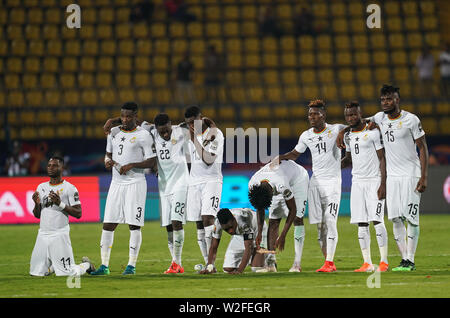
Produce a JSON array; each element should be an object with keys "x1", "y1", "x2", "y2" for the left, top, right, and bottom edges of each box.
[
  {"x1": 374, "y1": 222, "x2": 388, "y2": 264},
  {"x1": 293, "y1": 225, "x2": 305, "y2": 266},
  {"x1": 204, "y1": 225, "x2": 215, "y2": 260},
  {"x1": 173, "y1": 229, "x2": 185, "y2": 266},
  {"x1": 392, "y1": 218, "x2": 407, "y2": 260},
  {"x1": 128, "y1": 229, "x2": 142, "y2": 267},
  {"x1": 317, "y1": 223, "x2": 328, "y2": 258},
  {"x1": 100, "y1": 230, "x2": 114, "y2": 267},
  {"x1": 406, "y1": 222, "x2": 420, "y2": 263},
  {"x1": 325, "y1": 220, "x2": 338, "y2": 262},
  {"x1": 358, "y1": 226, "x2": 372, "y2": 264},
  {"x1": 167, "y1": 231, "x2": 174, "y2": 262},
  {"x1": 197, "y1": 229, "x2": 208, "y2": 263}
]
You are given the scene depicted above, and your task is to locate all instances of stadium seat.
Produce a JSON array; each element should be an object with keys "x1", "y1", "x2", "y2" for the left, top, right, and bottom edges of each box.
[
  {"x1": 241, "y1": 21, "x2": 257, "y2": 37},
  {"x1": 99, "y1": 89, "x2": 117, "y2": 105},
  {"x1": 316, "y1": 52, "x2": 332, "y2": 67},
  {"x1": 321, "y1": 83, "x2": 338, "y2": 100},
  {"x1": 421, "y1": 118, "x2": 437, "y2": 135},
  {"x1": 63, "y1": 90, "x2": 80, "y2": 106},
  {"x1": 80, "y1": 57, "x2": 96, "y2": 72},
  {"x1": 119, "y1": 40, "x2": 135, "y2": 56},
  {"x1": 336, "y1": 52, "x2": 352, "y2": 66},
  {"x1": 437, "y1": 102, "x2": 450, "y2": 115},
  {"x1": 335, "y1": 35, "x2": 350, "y2": 50},
  {"x1": 116, "y1": 73, "x2": 132, "y2": 88},
  {"x1": 117, "y1": 57, "x2": 133, "y2": 72},
  {"x1": 205, "y1": 23, "x2": 221, "y2": 38},
  {"x1": 83, "y1": 40, "x2": 99, "y2": 56},
  {"x1": 65, "y1": 40, "x2": 81, "y2": 56},
  {"x1": 340, "y1": 83, "x2": 357, "y2": 100},
  {"x1": 284, "y1": 85, "x2": 301, "y2": 102},
  {"x1": 29, "y1": 40, "x2": 44, "y2": 56},
  {"x1": 133, "y1": 23, "x2": 149, "y2": 38},
  {"x1": 78, "y1": 73, "x2": 94, "y2": 89},
  {"x1": 187, "y1": 22, "x2": 203, "y2": 38},
  {"x1": 40, "y1": 73, "x2": 56, "y2": 89},
  {"x1": 25, "y1": 25, "x2": 40, "y2": 40},
  {"x1": 101, "y1": 40, "x2": 116, "y2": 56},
  {"x1": 22, "y1": 74, "x2": 37, "y2": 89},
  {"x1": 267, "y1": 86, "x2": 282, "y2": 102},
  {"x1": 5, "y1": 74, "x2": 20, "y2": 90},
  {"x1": 218, "y1": 105, "x2": 235, "y2": 121},
  {"x1": 60, "y1": 73, "x2": 76, "y2": 89},
  {"x1": 316, "y1": 35, "x2": 332, "y2": 50},
  {"x1": 388, "y1": 33, "x2": 405, "y2": 49},
  {"x1": 98, "y1": 56, "x2": 114, "y2": 72},
  {"x1": 136, "y1": 88, "x2": 152, "y2": 105},
  {"x1": 223, "y1": 5, "x2": 239, "y2": 20},
  {"x1": 359, "y1": 83, "x2": 376, "y2": 100},
  {"x1": 136, "y1": 39, "x2": 152, "y2": 55},
  {"x1": 25, "y1": 57, "x2": 40, "y2": 73},
  {"x1": 417, "y1": 102, "x2": 433, "y2": 116}
]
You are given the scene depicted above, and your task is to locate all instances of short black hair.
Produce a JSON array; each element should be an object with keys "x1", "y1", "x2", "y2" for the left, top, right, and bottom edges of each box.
[
  {"x1": 345, "y1": 100, "x2": 360, "y2": 109},
  {"x1": 248, "y1": 184, "x2": 273, "y2": 211},
  {"x1": 184, "y1": 106, "x2": 201, "y2": 119},
  {"x1": 308, "y1": 99, "x2": 326, "y2": 111},
  {"x1": 217, "y1": 208, "x2": 234, "y2": 225},
  {"x1": 154, "y1": 113, "x2": 170, "y2": 127},
  {"x1": 380, "y1": 84, "x2": 400, "y2": 98},
  {"x1": 49, "y1": 156, "x2": 64, "y2": 165},
  {"x1": 121, "y1": 102, "x2": 138, "y2": 112}
]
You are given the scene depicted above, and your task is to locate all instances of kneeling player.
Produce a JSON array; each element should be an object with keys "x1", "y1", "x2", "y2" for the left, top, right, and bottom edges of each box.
[
  {"x1": 30, "y1": 156, "x2": 95, "y2": 277},
  {"x1": 200, "y1": 208, "x2": 267, "y2": 274}
]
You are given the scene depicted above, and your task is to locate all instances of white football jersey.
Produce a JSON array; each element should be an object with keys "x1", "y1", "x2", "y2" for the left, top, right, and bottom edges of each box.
[
  {"x1": 294, "y1": 123, "x2": 345, "y2": 179},
  {"x1": 188, "y1": 127, "x2": 224, "y2": 185},
  {"x1": 248, "y1": 163, "x2": 294, "y2": 201},
  {"x1": 371, "y1": 111, "x2": 425, "y2": 178},
  {"x1": 344, "y1": 124, "x2": 384, "y2": 180},
  {"x1": 36, "y1": 180, "x2": 81, "y2": 232},
  {"x1": 275, "y1": 159, "x2": 309, "y2": 186},
  {"x1": 212, "y1": 208, "x2": 257, "y2": 240},
  {"x1": 106, "y1": 126, "x2": 155, "y2": 184},
  {"x1": 149, "y1": 125, "x2": 190, "y2": 195}
]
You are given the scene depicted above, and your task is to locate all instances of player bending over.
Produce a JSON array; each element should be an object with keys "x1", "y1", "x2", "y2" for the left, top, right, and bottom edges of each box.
[
  {"x1": 30, "y1": 156, "x2": 95, "y2": 277},
  {"x1": 341, "y1": 101, "x2": 389, "y2": 272},
  {"x1": 199, "y1": 208, "x2": 267, "y2": 275}
]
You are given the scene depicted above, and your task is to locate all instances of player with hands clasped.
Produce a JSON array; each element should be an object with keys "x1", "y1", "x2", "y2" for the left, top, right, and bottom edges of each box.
[
  {"x1": 341, "y1": 101, "x2": 389, "y2": 272},
  {"x1": 199, "y1": 208, "x2": 267, "y2": 275},
  {"x1": 30, "y1": 156, "x2": 95, "y2": 277},
  {"x1": 91, "y1": 102, "x2": 157, "y2": 276}
]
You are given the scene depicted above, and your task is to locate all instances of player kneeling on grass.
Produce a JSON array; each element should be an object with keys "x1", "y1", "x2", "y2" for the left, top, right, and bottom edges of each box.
[
  {"x1": 199, "y1": 208, "x2": 267, "y2": 275},
  {"x1": 30, "y1": 156, "x2": 95, "y2": 277}
]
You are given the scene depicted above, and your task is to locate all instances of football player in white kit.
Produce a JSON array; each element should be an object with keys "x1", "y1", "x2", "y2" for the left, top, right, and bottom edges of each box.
[
  {"x1": 184, "y1": 106, "x2": 225, "y2": 265},
  {"x1": 272, "y1": 99, "x2": 345, "y2": 272},
  {"x1": 370, "y1": 85, "x2": 428, "y2": 271},
  {"x1": 145, "y1": 113, "x2": 190, "y2": 274},
  {"x1": 341, "y1": 101, "x2": 389, "y2": 272},
  {"x1": 248, "y1": 160, "x2": 309, "y2": 272},
  {"x1": 30, "y1": 156, "x2": 95, "y2": 277},
  {"x1": 91, "y1": 102, "x2": 157, "y2": 276},
  {"x1": 199, "y1": 208, "x2": 268, "y2": 274}
]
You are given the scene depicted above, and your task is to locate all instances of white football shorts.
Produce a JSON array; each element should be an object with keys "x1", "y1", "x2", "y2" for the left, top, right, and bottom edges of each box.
[
  {"x1": 159, "y1": 189, "x2": 187, "y2": 227},
  {"x1": 186, "y1": 181, "x2": 223, "y2": 222},
  {"x1": 386, "y1": 176, "x2": 421, "y2": 225},
  {"x1": 350, "y1": 178, "x2": 385, "y2": 224},
  {"x1": 29, "y1": 227, "x2": 84, "y2": 277},
  {"x1": 307, "y1": 176, "x2": 341, "y2": 225},
  {"x1": 104, "y1": 179, "x2": 147, "y2": 227},
  {"x1": 269, "y1": 173, "x2": 309, "y2": 220}
]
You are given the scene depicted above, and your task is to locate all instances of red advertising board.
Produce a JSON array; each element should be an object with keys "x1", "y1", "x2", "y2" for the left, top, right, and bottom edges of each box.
[{"x1": 0, "y1": 177, "x2": 100, "y2": 224}]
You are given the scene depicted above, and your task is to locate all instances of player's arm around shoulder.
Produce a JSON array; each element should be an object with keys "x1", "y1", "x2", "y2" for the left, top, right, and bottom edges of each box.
[{"x1": 341, "y1": 132, "x2": 352, "y2": 168}]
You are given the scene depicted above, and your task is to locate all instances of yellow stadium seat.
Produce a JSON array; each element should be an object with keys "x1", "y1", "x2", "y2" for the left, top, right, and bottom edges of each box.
[
  {"x1": 9, "y1": 8, "x2": 24, "y2": 24},
  {"x1": 172, "y1": 39, "x2": 188, "y2": 54},
  {"x1": 354, "y1": 51, "x2": 370, "y2": 66},
  {"x1": 61, "y1": 24, "x2": 77, "y2": 40},
  {"x1": 302, "y1": 84, "x2": 320, "y2": 100},
  {"x1": 326, "y1": 104, "x2": 342, "y2": 117},
  {"x1": 264, "y1": 70, "x2": 279, "y2": 85},
  {"x1": 133, "y1": 23, "x2": 149, "y2": 38},
  {"x1": 153, "y1": 55, "x2": 168, "y2": 71},
  {"x1": 244, "y1": 37, "x2": 260, "y2": 53},
  {"x1": 47, "y1": 40, "x2": 62, "y2": 56},
  {"x1": 275, "y1": 120, "x2": 292, "y2": 138},
  {"x1": 408, "y1": 50, "x2": 421, "y2": 65},
  {"x1": 316, "y1": 35, "x2": 332, "y2": 50},
  {"x1": 205, "y1": 5, "x2": 221, "y2": 20},
  {"x1": 321, "y1": 83, "x2": 338, "y2": 100},
  {"x1": 340, "y1": 83, "x2": 357, "y2": 100},
  {"x1": 99, "y1": 89, "x2": 117, "y2": 105},
  {"x1": 29, "y1": 40, "x2": 44, "y2": 56},
  {"x1": 10, "y1": 40, "x2": 26, "y2": 56},
  {"x1": 7, "y1": 90, "x2": 24, "y2": 107},
  {"x1": 282, "y1": 70, "x2": 298, "y2": 84},
  {"x1": 27, "y1": 7, "x2": 43, "y2": 24},
  {"x1": 245, "y1": 70, "x2": 260, "y2": 84},
  {"x1": 420, "y1": 1, "x2": 435, "y2": 14},
  {"x1": 241, "y1": 21, "x2": 257, "y2": 36},
  {"x1": 40, "y1": 73, "x2": 56, "y2": 89},
  {"x1": 421, "y1": 118, "x2": 437, "y2": 135},
  {"x1": 25, "y1": 25, "x2": 40, "y2": 40},
  {"x1": 82, "y1": 7, "x2": 96, "y2": 24},
  {"x1": 352, "y1": 35, "x2": 368, "y2": 50},
  {"x1": 330, "y1": 2, "x2": 346, "y2": 16},
  {"x1": 230, "y1": 87, "x2": 246, "y2": 103},
  {"x1": 417, "y1": 102, "x2": 433, "y2": 116},
  {"x1": 388, "y1": 33, "x2": 405, "y2": 49},
  {"x1": 81, "y1": 90, "x2": 97, "y2": 106},
  {"x1": 96, "y1": 73, "x2": 112, "y2": 88},
  {"x1": 300, "y1": 69, "x2": 317, "y2": 84},
  {"x1": 316, "y1": 52, "x2": 332, "y2": 67},
  {"x1": 402, "y1": 1, "x2": 417, "y2": 15},
  {"x1": 24, "y1": 57, "x2": 40, "y2": 73},
  {"x1": 116, "y1": 57, "x2": 132, "y2": 72},
  {"x1": 372, "y1": 50, "x2": 388, "y2": 65},
  {"x1": 436, "y1": 102, "x2": 450, "y2": 115},
  {"x1": 63, "y1": 90, "x2": 80, "y2": 106},
  {"x1": 240, "y1": 106, "x2": 253, "y2": 121},
  {"x1": 332, "y1": 18, "x2": 348, "y2": 34},
  {"x1": 80, "y1": 57, "x2": 96, "y2": 72},
  {"x1": 336, "y1": 52, "x2": 352, "y2": 66},
  {"x1": 406, "y1": 33, "x2": 423, "y2": 49},
  {"x1": 280, "y1": 36, "x2": 296, "y2": 52},
  {"x1": 338, "y1": 68, "x2": 354, "y2": 82},
  {"x1": 254, "y1": 104, "x2": 270, "y2": 119},
  {"x1": 335, "y1": 35, "x2": 350, "y2": 50},
  {"x1": 44, "y1": 90, "x2": 61, "y2": 106},
  {"x1": 136, "y1": 89, "x2": 152, "y2": 105},
  {"x1": 116, "y1": 7, "x2": 131, "y2": 23},
  {"x1": 100, "y1": 40, "x2": 116, "y2": 55},
  {"x1": 218, "y1": 105, "x2": 235, "y2": 121},
  {"x1": 312, "y1": 2, "x2": 328, "y2": 18},
  {"x1": 274, "y1": 105, "x2": 289, "y2": 119},
  {"x1": 5, "y1": 74, "x2": 20, "y2": 90},
  {"x1": 385, "y1": 2, "x2": 400, "y2": 15},
  {"x1": 65, "y1": 40, "x2": 81, "y2": 56},
  {"x1": 135, "y1": 56, "x2": 151, "y2": 72},
  {"x1": 154, "y1": 88, "x2": 171, "y2": 104},
  {"x1": 79, "y1": 25, "x2": 94, "y2": 39},
  {"x1": 227, "y1": 54, "x2": 241, "y2": 68},
  {"x1": 226, "y1": 70, "x2": 243, "y2": 84},
  {"x1": 7, "y1": 57, "x2": 22, "y2": 73},
  {"x1": 136, "y1": 39, "x2": 152, "y2": 55},
  {"x1": 224, "y1": 5, "x2": 239, "y2": 20},
  {"x1": 241, "y1": 5, "x2": 256, "y2": 19},
  {"x1": 267, "y1": 86, "x2": 282, "y2": 102},
  {"x1": 284, "y1": 85, "x2": 301, "y2": 102},
  {"x1": 262, "y1": 37, "x2": 278, "y2": 52},
  {"x1": 99, "y1": 7, "x2": 114, "y2": 23},
  {"x1": 83, "y1": 40, "x2": 98, "y2": 55},
  {"x1": 424, "y1": 32, "x2": 440, "y2": 48},
  {"x1": 36, "y1": 109, "x2": 53, "y2": 123},
  {"x1": 116, "y1": 73, "x2": 131, "y2": 88},
  {"x1": 226, "y1": 38, "x2": 241, "y2": 53},
  {"x1": 206, "y1": 23, "x2": 221, "y2": 37},
  {"x1": 169, "y1": 23, "x2": 185, "y2": 38},
  {"x1": 298, "y1": 35, "x2": 314, "y2": 50},
  {"x1": 187, "y1": 22, "x2": 203, "y2": 37},
  {"x1": 119, "y1": 40, "x2": 135, "y2": 56},
  {"x1": 152, "y1": 72, "x2": 168, "y2": 87},
  {"x1": 359, "y1": 83, "x2": 376, "y2": 100},
  {"x1": 134, "y1": 73, "x2": 150, "y2": 87},
  {"x1": 356, "y1": 68, "x2": 373, "y2": 83},
  {"x1": 263, "y1": 53, "x2": 278, "y2": 68},
  {"x1": 404, "y1": 16, "x2": 420, "y2": 32},
  {"x1": 318, "y1": 68, "x2": 334, "y2": 83},
  {"x1": 151, "y1": 23, "x2": 166, "y2": 38},
  {"x1": 439, "y1": 118, "x2": 450, "y2": 135},
  {"x1": 374, "y1": 67, "x2": 391, "y2": 82},
  {"x1": 350, "y1": 18, "x2": 365, "y2": 33},
  {"x1": 22, "y1": 74, "x2": 37, "y2": 89},
  {"x1": 98, "y1": 56, "x2": 114, "y2": 72},
  {"x1": 7, "y1": 25, "x2": 22, "y2": 40},
  {"x1": 386, "y1": 17, "x2": 402, "y2": 32},
  {"x1": 245, "y1": 54, "x2": 261, "y2": 68},
  {"x1": 393, "y1": 67, "x2": 410, "y2": 82},
  {"x1": 154, "y1": 39, "x2": 170, "y2": 54},
  {"x1": 77, "y1": 73, "x2": 93, "y2": 89},
  {"x1": 62, "y1": 57, "x2": 78, "y2": 72},
  {"x1": 59, "y1": 73, "x2": 75, "y2": 88},
  {"x1": 299, "y1": 52, "x2": 315, "y2": 67},
  {"x1": 116, "y1": 24, "x2": 131, "y2": 39}
]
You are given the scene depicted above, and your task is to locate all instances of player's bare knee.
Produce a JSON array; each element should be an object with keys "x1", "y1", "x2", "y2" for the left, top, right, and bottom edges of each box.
[
  {"x1": 166, "y1": 224, "x2": 173, "y2": 232},
  {"x1": 103, "y1": 223, "x2": 118, "y2": 231},
  {"x1": 358, "y1": 222, "x2": 369, "y2": 227},
  {"x1": 202, "y1": 215, "x2": 215, "y2": 227},
  {"x1": 172, "y1": 221, "x2": 183, "y2": 231},
  {"x1": 196, "y1": 221, "x2": 204, "y2": 229}
]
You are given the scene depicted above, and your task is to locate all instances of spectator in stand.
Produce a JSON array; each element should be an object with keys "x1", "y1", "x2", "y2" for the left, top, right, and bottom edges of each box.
[
  {"x1": 415, "y1": 47, "x2": 435, "y2": 97},
  {"x1": 258, "y1": 4, "x2": 283, "y2": 38},
  {"x1": 438, "y1": 43, "x2": 450, "y2": 97},
  {"x1": 164, "y1": 0, "x2": 196, "y2": 23},
  {"x1": 175, "y1": 51, "x2": 196, "y2": 106},
  {"x1": 204, "y1": 44, "x2": 224, "y2": 107},
  {"x1": 5, "y1": 141, "x2": 30, "y2": 176},
  {"x1": 294, "y1": 7, "x2": 314, "y2": 36},
  {"x1": 129, "y1": 1, "x2": 155, "y2": 23}
]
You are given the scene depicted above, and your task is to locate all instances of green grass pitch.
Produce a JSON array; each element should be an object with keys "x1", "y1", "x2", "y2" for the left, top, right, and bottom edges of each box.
[{"x1": 0, "y1": 215, "x2": 449, "y2": 298}]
